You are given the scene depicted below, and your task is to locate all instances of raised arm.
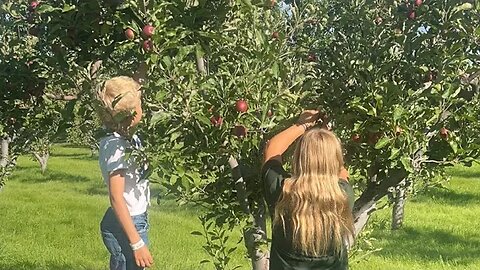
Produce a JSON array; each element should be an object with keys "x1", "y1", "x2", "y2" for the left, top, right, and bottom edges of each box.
[{"x1": 263, "y1": 110, "x2": 320, "y2": 165}]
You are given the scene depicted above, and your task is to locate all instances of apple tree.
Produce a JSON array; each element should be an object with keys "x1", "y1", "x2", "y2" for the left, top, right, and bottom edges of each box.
[
  {"x1": 5, "y1": 0, "x2": 479, "y2": 270},
  {"x1": 290, "y1": 0, "x2": 480, "y2": 231}
]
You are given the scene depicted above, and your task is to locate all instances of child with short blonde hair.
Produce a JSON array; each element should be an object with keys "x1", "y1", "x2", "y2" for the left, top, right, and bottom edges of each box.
[{"x1": 96, "y1": 76, "x2": 153, "y2": 270}]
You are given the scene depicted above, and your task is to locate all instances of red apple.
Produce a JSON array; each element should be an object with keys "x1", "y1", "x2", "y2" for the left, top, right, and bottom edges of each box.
[
  {"x1": 234, "y1": 125, "x2": 248, "y2": 137},
  {"x1": 267, "y1": 109, "x2": 273, "y2": 117},
  {"x1": 426, "y1": 71, "x2": 436, "y2": 82},
  {"x1": 414, "y1": 0, "x2": 423, "y2": 6},
  {"x1": 124, "y1": 28, "x2": 135, "y2": 40},
  {"x1": 351, "y1": 134, "x2": 361, "y2": 143},
  {"x1": 142, "y1": 40, "x2": 153, "y2": 52},
  {"x1": 28, "y1": 1, "x2": 39, "y2": 12},
  {"x1": 210, "y1": 116, "x2": 223, "y2": 127},
  {"x1": 374, "y1": 16, "x2": 383, "y2": 25},
  {"x1": 307, "y1": 53, "x2": 316, "y2": 62},
  {"x1": 235, "y1": 99, "x2": 248, "y2": 113},
  {"x1": 440, "y1": 127, "x2": 449, "y2": 139},
  {"x1": 142, "y1": 24, "x2": 155, "y2": 38},
  {"x1": 408, "y1": 10, "x2": 416, "y2": 20},
  {"x1": 272, "y1": 31, "x2": 279, "y2": 39}
]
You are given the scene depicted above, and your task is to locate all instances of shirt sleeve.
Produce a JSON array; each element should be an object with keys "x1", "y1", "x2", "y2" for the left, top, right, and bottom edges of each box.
[
  {"x1": 101, "y1": 137, "x2": 130, "y2": 176},
  {"x1": 338, "y1": 179, "x2": 355, "y2": 211},
  {"x1": 262, "y1": 159, "x2": 288, "y2": 216}
]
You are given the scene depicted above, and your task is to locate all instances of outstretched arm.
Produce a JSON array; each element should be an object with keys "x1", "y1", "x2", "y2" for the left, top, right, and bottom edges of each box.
[{"x1": 263, "y1": 110, "x2": 320, "y2": 165}]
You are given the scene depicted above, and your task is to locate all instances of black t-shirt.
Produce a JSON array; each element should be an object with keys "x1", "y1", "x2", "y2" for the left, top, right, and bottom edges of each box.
[{"x1": 262, "y1": 159, "x2": 355, "y2": 270}]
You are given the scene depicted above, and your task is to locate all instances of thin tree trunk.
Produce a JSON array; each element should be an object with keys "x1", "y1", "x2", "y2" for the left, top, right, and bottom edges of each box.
[
  {"x1": 33, "y1": 151, "x2": 49, "y2": 174},
  {"x1": 391, "y1": 180, "x2": 407, "y2": 230},
  {"x1": 353, "y1": 168, "x2": 407, "y2": 236},
  {"x1": 0, "y1": 137, "x2": 9, "y2": 168},
  {"x1": 196, "y1": 55, "x2": 207, "y2": 75},
  {"x1": 229, "y1": 156, "x2": 269, "y2": 270}
]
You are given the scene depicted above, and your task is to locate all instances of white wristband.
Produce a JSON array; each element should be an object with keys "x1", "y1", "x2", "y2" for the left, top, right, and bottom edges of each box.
[{"x1": 130, "y1": 239, "x2": 145, "y2": 251}]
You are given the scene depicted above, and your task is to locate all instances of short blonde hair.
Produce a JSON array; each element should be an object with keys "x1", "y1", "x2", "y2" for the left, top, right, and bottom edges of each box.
[{"x1": 95, "y1": 76, "x2": 141, "y2": 130}]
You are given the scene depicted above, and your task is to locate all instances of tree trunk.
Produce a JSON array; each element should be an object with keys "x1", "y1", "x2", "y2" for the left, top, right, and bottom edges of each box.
[
  {"x1": 33, "y1": 151, "x2": 49, "y2": 174},
  {"x1": 352, "y1": 168, "x2": 408, "y2": 236},
  {"x1": 0, "y1": 137, "x2": 9, "y2": 168},
  {"x1": 250, "y1": 204, "x2": 269, "y2": 270},
  {"x1": 391, "y1": 180, "x2": 407, "y2": 230},
  {"x1": 229, "y1": 157, "x2": 269, "y2": 270},
  {"x1": 196, "y1": 55, "x2": 207, "y2": 75}
]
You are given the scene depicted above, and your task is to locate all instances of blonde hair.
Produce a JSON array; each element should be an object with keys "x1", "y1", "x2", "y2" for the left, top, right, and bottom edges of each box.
[
  {"x1": 95, "y1": 76, "x2": 141, "y2": 132},
  {"x1": 274, "y1": 128, "x2": 354, "y2": 257}
]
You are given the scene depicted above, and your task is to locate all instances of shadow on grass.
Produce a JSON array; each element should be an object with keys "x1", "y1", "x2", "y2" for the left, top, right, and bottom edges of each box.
[
  {"x1": 373, "y1": 226, "x2": 480, "y2": 266},
  {"x1": 17, "y1": 167, "x2": 92, "y2": 183},
  {"x1": 84, "y1": 182, "x2": 109, "y2": 196},
  {"x1": 413, "y1": 188, "x2": 480, "y2": 206},
  {"x1": 50, "y1": 152, "x2": 92, "y2": 159},
  {"x1": 449, "y1": 170, "x2": 480, "y2": 179}
]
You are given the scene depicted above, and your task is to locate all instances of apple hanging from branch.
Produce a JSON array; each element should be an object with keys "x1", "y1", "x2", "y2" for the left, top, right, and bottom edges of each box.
[
  {"x1": 235, "y1": 99, "x2": 248, "y2": 113},
  {"x1": 142, "y1": 24, "x2": 155, "y2": 38}
]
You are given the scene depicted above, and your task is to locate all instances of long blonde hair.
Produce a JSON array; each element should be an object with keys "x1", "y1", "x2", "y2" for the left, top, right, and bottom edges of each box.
[{"x1": 274, "y1": 128, "x2": 354, "y2": 256}]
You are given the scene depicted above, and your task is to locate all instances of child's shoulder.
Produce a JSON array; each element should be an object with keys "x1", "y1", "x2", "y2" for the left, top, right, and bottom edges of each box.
[{"x1": 99, "y1": 133, "x2": 129, "y2": 151}]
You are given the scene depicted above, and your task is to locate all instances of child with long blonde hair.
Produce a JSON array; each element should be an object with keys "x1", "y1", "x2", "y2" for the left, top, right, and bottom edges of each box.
[{"x1": 263, "y1": 110, "x2": 354, "y2": 270}]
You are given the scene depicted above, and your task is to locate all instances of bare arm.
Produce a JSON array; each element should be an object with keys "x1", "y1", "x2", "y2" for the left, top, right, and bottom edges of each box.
[
  {"x1": 263, "y1": 110, "x2": 350, "y2": 180},
  {"x1": 263, "y1": 110, "x2": 320, "y2": 165},
  {"x1": 109, "y1": 171, "x2": 153, "y2": 268}
]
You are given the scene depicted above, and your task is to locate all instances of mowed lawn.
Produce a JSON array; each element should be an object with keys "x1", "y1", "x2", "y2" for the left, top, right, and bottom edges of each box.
[{"x1": 0, "y1": 145, "x2": 479, "y2": 270}]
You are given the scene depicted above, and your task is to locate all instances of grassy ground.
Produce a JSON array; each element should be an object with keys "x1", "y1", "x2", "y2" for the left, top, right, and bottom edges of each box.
[
  {"x1": 0, "y1": 145, "x2": 478, "y2": 270},
  {"x1": 354, "y1": 164, "x2": 480, "y2": 270},
  {"x1": 0, "y1": 145, "x2": 247, "y2": 270}
]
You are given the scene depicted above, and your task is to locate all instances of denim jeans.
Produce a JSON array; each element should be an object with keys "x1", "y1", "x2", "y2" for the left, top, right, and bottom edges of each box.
[{"x1": 100, "y1": 207, "x2": 149, "y2": 270}]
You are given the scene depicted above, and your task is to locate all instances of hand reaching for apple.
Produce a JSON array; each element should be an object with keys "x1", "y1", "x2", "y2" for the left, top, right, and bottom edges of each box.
[{"x1": 296, "y1": 110, "x2": 320, "y2": 130}]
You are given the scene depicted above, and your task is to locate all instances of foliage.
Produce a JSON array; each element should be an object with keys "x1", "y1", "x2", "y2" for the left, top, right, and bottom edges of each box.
[{"x1": 2, "y1": 0, "x2": 479, "y2": 267}]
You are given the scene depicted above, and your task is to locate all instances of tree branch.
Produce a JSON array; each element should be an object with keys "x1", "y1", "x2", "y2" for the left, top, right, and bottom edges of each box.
[{"x1": 45, "y1": 93, "x2": 77, "y2": 101}]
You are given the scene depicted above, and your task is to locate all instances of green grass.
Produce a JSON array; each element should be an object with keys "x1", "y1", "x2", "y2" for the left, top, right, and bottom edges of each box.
[
  {"x1": 0, "y1": 145, "x2": 248, "y2": 270},
  {"x1": 353, "y1": 164, "x2": 480, "y2": 270},
  {"x1": 0, "y1": 145, "x2": 479, "y2": 270}
]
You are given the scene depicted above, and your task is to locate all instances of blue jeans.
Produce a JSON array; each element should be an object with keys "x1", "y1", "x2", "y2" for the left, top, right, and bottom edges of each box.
[{"x1": 100, "y1": 207, "x2": 149, "y2": 270}]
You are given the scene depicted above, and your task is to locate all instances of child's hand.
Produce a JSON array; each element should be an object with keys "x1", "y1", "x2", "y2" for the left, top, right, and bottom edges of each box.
[
  {"x1": 339, "y1": 167, "x2": 349, "y2": 180},
  {"x1": 296, "y1": 110, "x2": 320, "y2": 129},
  {"x1": 134, "y1": 246, "x2": 154, "y2": 268}
]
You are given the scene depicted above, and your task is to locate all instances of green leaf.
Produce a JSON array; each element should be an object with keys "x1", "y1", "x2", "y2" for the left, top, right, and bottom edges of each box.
[
  {"x1": 393, "y1": 106, "x2": 404, "y2": 121},
  {"x1": 400, "y1": 156, "x2": 413, "y2": 173},
  {"x1": 453, "y1": 3, "x2": 473, "y2": 14},
  {"x1": 195, "y1": 115, "x2": 212, "y2": 126},
  {"x1": 374, "y1": 137, "x2": 390, "y2": 149},
  {"x1": 191, "y1": 231, "x2": 203, "y2": 236},
  {"x1": 36, "y1": 4, "x2": 58, "y2": 13},
  {"x1": 449, "y1": 140, "x2": 458, "y2": 154},
  {"x1": 389, "y1": 148, "x2": 401, "y2": 160}
]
